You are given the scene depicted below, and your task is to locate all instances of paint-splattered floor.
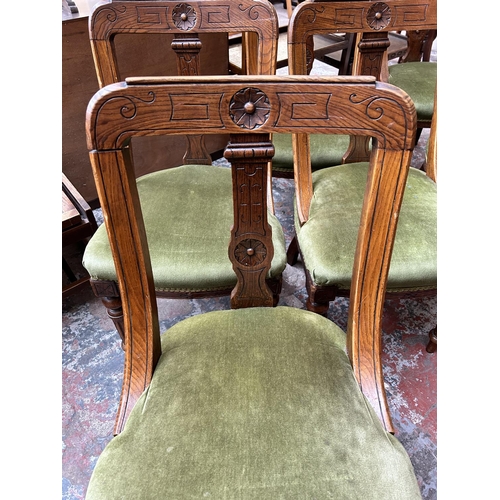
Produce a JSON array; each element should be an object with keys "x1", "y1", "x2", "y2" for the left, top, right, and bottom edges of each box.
[{"x1": 62, "y1": 132, "x2": 436, "y2": 499}]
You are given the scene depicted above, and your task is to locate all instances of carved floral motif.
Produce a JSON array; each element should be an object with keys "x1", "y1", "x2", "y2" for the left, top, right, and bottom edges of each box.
[
  {"x1": 234, "y1": 239, "x2": 267, "y2": 266},
  {"x1": 172, "y1": 3, "x2": 196, "y2": 30},
  {"x1": 366, "y1": 2, "x2": 391, "y2": 30},
  {"x1": 230, "y1": 87, "x2": 270, "y2": 129}
]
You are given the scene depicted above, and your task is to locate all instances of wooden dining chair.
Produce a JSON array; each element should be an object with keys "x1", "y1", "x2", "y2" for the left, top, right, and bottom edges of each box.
[
  {"x1": 82, "y1": 0, "x2": 284, "y2": 346},
  {"x1": 285, "y1": 0, "x2": 437, "y2": 351},
  {"x1": 271, "y1": 0, "x2": 437, "y2": 178},
  {"x1": 84, "y1": 73, "x2": 422, "y2": 498}
]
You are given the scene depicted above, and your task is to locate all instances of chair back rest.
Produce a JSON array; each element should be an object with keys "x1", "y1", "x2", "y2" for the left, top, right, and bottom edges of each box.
[
  {"x1": 86, "y1": 74, "x2": 417, "y2": 426},
  {"x1": 89, "y1": 0, "x2": 279, "y2": 164},
  {"x1": 289, "y1": 0, "x2": 436, "y2": 77},
  {"x1": 287, "y1": 0, "x2": 437, "y2": 215},
  {"x1": 89, "y1": 0, "x2": 279, "y2": 82}
]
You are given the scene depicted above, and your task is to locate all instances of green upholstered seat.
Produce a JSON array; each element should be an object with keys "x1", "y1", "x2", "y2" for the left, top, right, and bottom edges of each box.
[
  {"x1": 83, "y1": 164, "x2": 287, "y2": 292},
  {"x1": 271, "y1": 133, "x2": 350, "y2": 175},
  {"x1": 86, "y1": 306, "x2": 422, "y2": 499},
  {"x1": 296, "y1": 163, "x2": 437, "y2": 291},
  {"x1": 388, "y1": 62, "x2": 437, "y2": 124}
]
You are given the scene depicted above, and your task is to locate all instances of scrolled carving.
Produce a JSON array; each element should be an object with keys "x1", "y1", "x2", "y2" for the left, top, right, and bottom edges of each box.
[
  {"x1": 238, "y1": 2, "x2": 269, "y2": 20},
  {"x1": 90, "y1": 3, "x2": 127, "y2": 34},
  {"x1": 110, "y1": 92, "x2": 156, "y2": 119},
  {"x1": 347, "y1": 93, "x2": 409, "y2": 144},
  {"x1": 366, "y1": 2, "x2": 391, "y2": 30},
  {"x1": 234, "y1": 239, "x2": 267, "y2": 266},
  {"x1": 297, "y1": 5, "x2": 323, "y2": 25},
  {"x1": 349, "y1": 93, "x2": 387, "y2": 120},
  {"x1": 229, "y1": 88, "x2": 270, "y2": 130},
  {"x1": 172, "y1": 3, "x2": 196, "y2": 30}
]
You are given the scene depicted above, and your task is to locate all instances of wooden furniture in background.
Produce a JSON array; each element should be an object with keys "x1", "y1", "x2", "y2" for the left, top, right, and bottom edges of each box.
[
  {"x1": 84, "y1": 74, "x2": 421, "y2": 498},
  {"x1": 62, "y1": 173, "x2": 98, "y2": 296}
]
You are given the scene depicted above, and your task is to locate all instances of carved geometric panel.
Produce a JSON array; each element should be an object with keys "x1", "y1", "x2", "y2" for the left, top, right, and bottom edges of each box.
[
  {"x1": 276, "y1": 93, "x2": 331, "y2": 126},
  {"x1": 170, "y1": 93, "x2": 224, "y2": 126},
  {"x1": 199, "y1": 4, "x2": 231, "y2": 25},
  {"x1": 332, "y1": 8, "x2": 365, "y2": 28},
  {"x1": 394, "y1": 4, "x2": 429, "y2": 25},
  {"x1": 136, "y1": 6, "x2": 171, "y2": 26}
]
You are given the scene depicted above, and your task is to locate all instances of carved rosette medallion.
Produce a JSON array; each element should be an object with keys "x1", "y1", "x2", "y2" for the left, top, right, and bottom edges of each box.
[
  {"x1": 234, "y1": 239, "x2": 267, "y2": 266},
  {"x1": 366, "y1": 2, "x2": 391, "y2": 30},
  {"x1": 172, "y1": 3, "x2": 196, "y2": 30},
  {"x1": 230, "y1": 88, "x2": 270, "y2": 129}
]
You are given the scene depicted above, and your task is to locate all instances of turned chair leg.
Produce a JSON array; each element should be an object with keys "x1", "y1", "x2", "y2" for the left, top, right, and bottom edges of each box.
[
  {"x1": 91, "y1": 280, "x2": 126, "y2": 350},
  {"x1": 426, "y1": 327, "x2": 437, "y2": 353}
]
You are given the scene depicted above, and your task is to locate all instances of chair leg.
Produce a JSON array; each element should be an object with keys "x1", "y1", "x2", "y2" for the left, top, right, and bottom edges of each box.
[
  {"x1": 90, "y1": 280, "x2": 126, "y2": 350},
  {"x1": 305, "y1": 275, "x2": 330, "y2": 316},
  {"x1": 286, "y1": 235, "x2": 300, "y2": 266},
  {"x1": 100, "y1": 296, "x2": 126, "y2": 349},
  {"x1": 426, "y1": 327, "x2": 437, "y2": 353},
  {"x1": 306, "y1": 295, "x2": 329, "y2": 316}
]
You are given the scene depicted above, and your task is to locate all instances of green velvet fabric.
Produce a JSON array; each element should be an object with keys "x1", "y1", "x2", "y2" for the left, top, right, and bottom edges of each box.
[
  {"x1": 296, "y1": 163, "x2": 437, "y2": 291},
  {"x1": 86, "y1": 307, "x2": 421, "y2": 499},
  {"x1": 271, "y1": 133, "x2": 350, "y2": 174},
  {"x1": 83, "y1": 165, "x2": 286, "y2": 292},
  {"x1": 388, "y1": 62, "x2": 437, "y2": 123}
]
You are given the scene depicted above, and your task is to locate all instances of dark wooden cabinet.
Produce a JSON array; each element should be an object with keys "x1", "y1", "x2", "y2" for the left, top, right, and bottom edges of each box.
[{"x1": 62, "y1": 0, "x2": 230, "y2": 206}]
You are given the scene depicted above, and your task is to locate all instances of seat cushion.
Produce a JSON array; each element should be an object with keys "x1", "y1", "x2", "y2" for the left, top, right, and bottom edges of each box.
[
  {"x1": 296, "y1": 163, "x2": 437, "y2": 291},
  {"x1": 86, "y1": 307, "x2": 421, "y2": 499},
  {"x1": 83, "y1": 164, "x2": 286, "y2": 292},
  {"x1": 388, "y1": 62, "x2": 437, "y2": 123},
  {"x1": 271, "y1": 133, "x2": 350, "y2": 174}
]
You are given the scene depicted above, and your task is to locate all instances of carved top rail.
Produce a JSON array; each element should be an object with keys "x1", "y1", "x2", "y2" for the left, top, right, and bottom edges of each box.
[
  {"x1": 289, "y1": 0, "x2": 437, "y2": 77},
  {"x1": 89, "y1": 0, "x2": 279, "y2": 83},
  {"x1": 90, "y1": 0, "x2": 279, "y2": 38},
  {"x1": 87, "y1": 75, "x2": 416, "y2": 152},
  {"x1": 290, "y1": 0, "x2": 437, "y2": 43}
]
